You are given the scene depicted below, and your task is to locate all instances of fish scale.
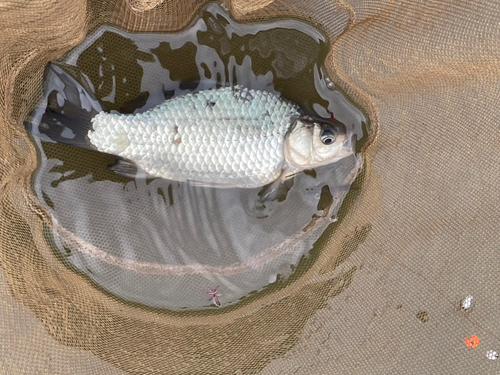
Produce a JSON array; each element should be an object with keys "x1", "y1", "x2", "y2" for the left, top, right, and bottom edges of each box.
[{"x1": 89, "y1": 86, "x2": 301, "y2": 187}]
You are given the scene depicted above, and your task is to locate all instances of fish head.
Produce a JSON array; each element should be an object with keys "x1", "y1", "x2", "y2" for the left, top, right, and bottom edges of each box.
[{"x1": 284, "y1": 116, "x2": 352, "y2": 170}]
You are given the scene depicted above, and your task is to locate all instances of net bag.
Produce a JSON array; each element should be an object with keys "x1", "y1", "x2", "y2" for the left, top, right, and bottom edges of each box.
[{"x1": 0, "y1": 0, "x2": 498, "y2": 374}]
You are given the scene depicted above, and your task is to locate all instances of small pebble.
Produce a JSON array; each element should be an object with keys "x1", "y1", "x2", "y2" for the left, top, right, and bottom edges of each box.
[
  {"x1": 486, "y1": 350, "x2": 498, "y2": 360},
  {"x1": 327, "y1": 82, "x2": 334, "y2": 88},
  {"x1": 325, "y1": 77, "x2": 331, "y2": 82}
]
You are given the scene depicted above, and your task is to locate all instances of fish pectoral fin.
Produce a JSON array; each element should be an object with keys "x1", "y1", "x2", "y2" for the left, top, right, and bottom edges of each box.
[
  {"x1": 258, "y1": 170, "x2": 295, "y2": 204},
  {"x1": 251, "y1": 171, "x2": 295, "y2": 219},
  {"x1": 108, "y1": 158, "x2": 154, "y2": 179}
]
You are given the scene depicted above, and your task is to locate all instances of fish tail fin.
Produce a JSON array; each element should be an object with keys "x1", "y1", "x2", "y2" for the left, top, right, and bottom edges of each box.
[{"x1": 24, "y1": 62, "x2": 104, "y2": 150}]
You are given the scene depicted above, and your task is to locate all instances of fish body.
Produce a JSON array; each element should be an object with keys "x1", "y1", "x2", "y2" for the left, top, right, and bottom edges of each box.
[
  {"x1": 28, "y1": 63, "x2": 353, "y2": 188},
  {"x1": 89, "y1": 86, "x2": 301, "y2": 188}
]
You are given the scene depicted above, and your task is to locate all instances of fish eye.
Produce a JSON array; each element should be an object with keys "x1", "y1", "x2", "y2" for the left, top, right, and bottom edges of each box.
[{"x1": 320, "y1": 128, "x2": 336, "y2": 145}]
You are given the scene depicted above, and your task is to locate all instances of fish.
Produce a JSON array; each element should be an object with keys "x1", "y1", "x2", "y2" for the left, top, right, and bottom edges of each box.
[{"x1": 25, "y1": 63, "x2": 353, "y2": 191}]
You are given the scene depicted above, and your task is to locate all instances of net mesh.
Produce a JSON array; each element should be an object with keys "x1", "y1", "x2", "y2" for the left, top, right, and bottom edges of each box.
[{"x1": 1, "y1": 0, "x2": 500, "y2": 374}]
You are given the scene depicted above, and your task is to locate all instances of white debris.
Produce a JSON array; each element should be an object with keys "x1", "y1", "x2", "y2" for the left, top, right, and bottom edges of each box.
[
  {"x1": 461, "y1": 295, "x2": 473, "y2": 310},
  {"x1": 486, "y1": 350, "x2": 498, "y2": 360}
]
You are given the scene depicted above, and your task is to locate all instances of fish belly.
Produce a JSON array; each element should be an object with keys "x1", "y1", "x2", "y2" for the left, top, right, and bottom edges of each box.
[{"x1": 89, "y1": 86, "x2": 301, "y2": 187}]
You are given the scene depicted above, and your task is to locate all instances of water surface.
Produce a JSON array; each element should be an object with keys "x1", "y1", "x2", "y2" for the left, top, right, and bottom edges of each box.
[{"x1": 27, "y1": 3, "x2": 368, "y2": 310}]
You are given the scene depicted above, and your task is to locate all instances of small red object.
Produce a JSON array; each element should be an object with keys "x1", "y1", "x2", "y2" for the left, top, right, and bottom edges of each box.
[
  {"x1": 203, "y1": 286, "x2": 221, "y2": 307},
  {"x1": 465, "y1": 334, "x2": 480, "y2": 348}
]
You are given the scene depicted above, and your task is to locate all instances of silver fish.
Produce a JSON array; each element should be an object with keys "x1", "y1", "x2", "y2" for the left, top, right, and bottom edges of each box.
[{"x1": 28, "y1": 63, "x2": 353, "y2": 189}]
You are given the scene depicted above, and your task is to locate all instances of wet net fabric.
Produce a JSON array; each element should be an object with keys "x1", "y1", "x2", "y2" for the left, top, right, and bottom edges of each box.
[{"x1": 1, "y1": 0, "x2": 500, "y2": 374}]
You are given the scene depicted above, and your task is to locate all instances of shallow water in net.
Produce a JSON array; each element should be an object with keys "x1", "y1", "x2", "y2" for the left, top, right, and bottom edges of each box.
[{"x1": 26, "y1": 3, "x2": 368, "y2": 310}]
